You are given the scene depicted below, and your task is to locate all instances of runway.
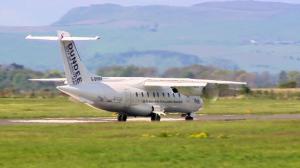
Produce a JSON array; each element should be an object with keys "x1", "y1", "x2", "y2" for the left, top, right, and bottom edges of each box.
[{"x1": 0, "y1": 114, "x2": 300, "y2": 125}]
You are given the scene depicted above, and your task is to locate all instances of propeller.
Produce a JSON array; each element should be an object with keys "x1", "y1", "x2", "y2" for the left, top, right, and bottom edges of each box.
[
  {"x1": 202, "y1": 84, "x2": 220, "y2": 102},
  {"x1": 202, "y1": 84, "x2": 246, "y2": 102}
]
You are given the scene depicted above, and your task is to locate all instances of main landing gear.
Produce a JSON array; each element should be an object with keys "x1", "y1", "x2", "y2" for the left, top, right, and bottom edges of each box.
[
  {"x1": 185, "y1": 113, "x2": 194, "y2": 121},
  {"x1": 150, "y1": 113, "x2": 161, "y2": 121},
  {"x1": 117, "y1": 113, "x2": 127, "y2": 122}
]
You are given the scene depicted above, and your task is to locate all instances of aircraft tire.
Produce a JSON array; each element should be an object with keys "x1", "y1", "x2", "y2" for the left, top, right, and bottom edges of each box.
[
  {"x1": 185, "y1": 113, "x2": 194, "y2": 121},
  {"x1": 151, "y1": 113, "x2": 161, "y2": 121},
  {"x1": 118, "y1": 113, "x2": 127, "y2": 122}
]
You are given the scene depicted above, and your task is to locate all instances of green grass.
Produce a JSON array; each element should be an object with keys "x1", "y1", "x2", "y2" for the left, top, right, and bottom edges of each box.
[
  {"x1": 0, "y1": 97, "x2": 111, "y2": 119},
  {"x1": 0, "y1": 120, "x2": 299, "y2": 168},
  {"x1": 202, "y1": 97, "x2": 300, "y2": 115},
  {"x1": 1, "y1": 97, "x2": 300, "y2": 119}
]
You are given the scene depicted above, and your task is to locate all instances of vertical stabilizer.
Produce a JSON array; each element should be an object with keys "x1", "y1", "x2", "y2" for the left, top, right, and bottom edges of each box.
[
  {"x1": 26, "y1": 31, "x2": 101, "y2": 85},
  {"x1": 58, "y1": 31, "x2": 91, "y2": 85}
]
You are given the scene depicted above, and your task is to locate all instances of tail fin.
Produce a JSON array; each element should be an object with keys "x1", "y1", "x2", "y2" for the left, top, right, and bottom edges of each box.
[
  {"x1": 58, "y1": 31, "x2": 92, "y2": 85},
  {"x1": 26, "y1": 31, "x2": 101, "y2": 85}
]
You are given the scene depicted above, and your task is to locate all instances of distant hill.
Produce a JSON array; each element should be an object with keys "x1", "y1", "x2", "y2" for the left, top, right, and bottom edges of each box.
[
  {"x1": 1, "y1": 1, "x2": 300, "y2": 72},
  {"x1": 53, "y1": 1, "x2": 298, "y2": 26},
  {"x1": 87, "y1": 50, "x2": 239, "y2": 72}
]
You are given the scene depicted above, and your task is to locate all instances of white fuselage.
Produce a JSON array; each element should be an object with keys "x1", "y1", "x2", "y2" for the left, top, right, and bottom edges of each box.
[
  {"x1": 26, "y1": 30, "x2": 246, "y2": 120},
  {"x1": 57, "y1": 77, "x2": 203, "y2": 116}
]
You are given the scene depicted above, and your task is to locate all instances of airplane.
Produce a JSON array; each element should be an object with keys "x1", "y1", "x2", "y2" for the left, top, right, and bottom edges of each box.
[{"x1": 26, "y1": 31, "x2": 246, "y2": 122}]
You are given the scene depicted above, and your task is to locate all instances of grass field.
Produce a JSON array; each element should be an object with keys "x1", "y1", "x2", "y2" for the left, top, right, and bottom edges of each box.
[
  {"x1": 203, "y1": 97, "x2": 300, "y2": 115},
  {"x1": 0, "y1": 96, "x2": 299, "y2": 167},
  {"x1": 0, "y1": 96, "x2": 300, "y2": 119},
  {"x1": 0, "y1": 120, "x2": 299, "y2": 168},
  {"x1": 0, "y1": 97, "x2": 111, "y2": 119}
]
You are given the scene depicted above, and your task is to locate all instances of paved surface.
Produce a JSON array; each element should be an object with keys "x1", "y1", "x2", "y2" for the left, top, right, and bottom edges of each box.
[{"x1": 0, "y1": 114, "x2": 300, "y2": 125}]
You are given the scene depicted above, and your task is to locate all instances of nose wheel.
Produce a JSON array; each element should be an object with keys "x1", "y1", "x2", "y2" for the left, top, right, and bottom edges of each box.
[
  {"x1": 150, "y1": 113, "x2": 161, "y2": 121},
  {"x1": 185, "y1": 113, "x2": 194, "y2": 121},
  {"x1": 117, "y1": 113, "x2": 127, "y2": 122}
]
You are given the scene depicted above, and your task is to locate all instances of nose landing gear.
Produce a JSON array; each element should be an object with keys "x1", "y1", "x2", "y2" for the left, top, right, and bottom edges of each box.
[
  {"x1": 150, "y1": 113, "x2": 161, "y2": 121},
  {"x1": 185, "y1": 113, "x2": 194, "y2": 121},
  {"x1": 117, "y1": 113, "x2": 128, "y2": 122}
]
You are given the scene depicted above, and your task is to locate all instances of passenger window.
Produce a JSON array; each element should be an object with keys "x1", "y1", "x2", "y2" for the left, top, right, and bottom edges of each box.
[
  {"x1": 173, "y1": 93, "x2": 175, "y2": 97},
  {"x1": 178, "y1": 93, "x2": 181, "y2": 97},
  {"x1": 168, "y1": 93, "x2": 170, "y2": 97},
  {"x1": 162, "y1": 93, "x2": 165, "y2": 97},
  {"x1": 147, "y1": 92, "x2": 149, "y2": 97},
  {"x1": 141, "y1": 92, "x2": 144, "y2": 97},
  {"x1": 157, "y1": 92, "x2": 159, "y2": 97},
  {"x1": 136, "y1": 92, "x2": 138, "y2": 97},
  {"x1": 153, "y1": 92, "x2": 156, "y2": 97}
]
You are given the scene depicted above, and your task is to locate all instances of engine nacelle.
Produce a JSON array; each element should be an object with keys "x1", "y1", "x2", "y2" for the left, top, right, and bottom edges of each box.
[
  {"x1": 127, "y1": 104, "x2": 153, "y2": 116},
  {"x1": 202, "y1": 84, "x2": 221, "y2": 100},
  {"x1": 175, "y1": 86, "x2": 204, "y2": 96}
]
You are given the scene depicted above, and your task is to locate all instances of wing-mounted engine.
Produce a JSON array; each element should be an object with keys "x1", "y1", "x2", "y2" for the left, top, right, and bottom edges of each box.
[
  {"x1": 144, "y1": 78, "x2": 247, "y2": 99},
  {"x1": 202, "y1": 83, "x2": 220, "y2": 100},
  {"x1": 170, "y1": 84, "x2": 219, "y2": 99},
  {"x1": 202, "y1": 84, "x2": 244, "y2": 100},
  {"x1": 171, "y1": 86, "x2": 205, "y2": 96},
  {"x1": 172, "y1": 84, "x2": 241, "y2": 100}
]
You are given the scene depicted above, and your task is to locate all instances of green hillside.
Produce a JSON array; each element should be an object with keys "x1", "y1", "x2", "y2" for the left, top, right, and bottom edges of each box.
[{"x1": 1, "y1": 1, "x2": 300, "y2": 72}]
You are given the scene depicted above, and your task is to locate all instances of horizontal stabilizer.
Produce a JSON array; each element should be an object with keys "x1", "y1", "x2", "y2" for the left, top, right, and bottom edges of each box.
[
  {"x1": 29, "y1": 78, "x2": 66, "y2": 82},
  {"x1": 26, "y1": 35, "x2": 100, "y2": 41}
]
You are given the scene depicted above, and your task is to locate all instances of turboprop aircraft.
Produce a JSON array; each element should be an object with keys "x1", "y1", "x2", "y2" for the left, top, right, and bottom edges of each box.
[{"x1": 26, "y1": 31, "x2": 246, "y2": 122}]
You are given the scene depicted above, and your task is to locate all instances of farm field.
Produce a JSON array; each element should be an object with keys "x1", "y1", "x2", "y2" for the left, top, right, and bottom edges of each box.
[
  {"x1": 0, "y1": 120, "x2": 299, "y2": 168},
  {"x1": 0, "y1": 96, "x2": 300, "y2": 119}
]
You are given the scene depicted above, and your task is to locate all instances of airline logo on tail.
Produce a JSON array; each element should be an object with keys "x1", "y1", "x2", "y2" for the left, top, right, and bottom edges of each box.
[
  {"x1": 65, "y1": 42, "x2": 82, "y2": 85},
  {"x1": 25, "y1": 31, "x2": 101, "y2": 85}
]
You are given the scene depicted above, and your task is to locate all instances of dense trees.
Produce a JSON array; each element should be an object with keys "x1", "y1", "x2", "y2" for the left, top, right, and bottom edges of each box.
[
  {"x1": 96, "y1": 66, "x2": 157, "y2": 77},
  {"x1": 2, "y1": 63, "x2": 300, "y2": 96},
  {"x1": 97, "y1": 65, "x2": 277, "y2": 88},
  {"x1": 0, "y1": 64, "x2": 63, "y2": 96}
]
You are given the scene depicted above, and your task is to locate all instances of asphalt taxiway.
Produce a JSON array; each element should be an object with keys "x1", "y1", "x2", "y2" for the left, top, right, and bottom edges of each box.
[{"x1": 0, "y1": 114, "x2": 300, "y2": 125}]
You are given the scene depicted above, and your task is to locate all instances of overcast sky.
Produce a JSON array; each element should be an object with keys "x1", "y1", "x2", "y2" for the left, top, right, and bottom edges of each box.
[{"x1": 1, "y1": 0, "x2": 300, "y2": 26}]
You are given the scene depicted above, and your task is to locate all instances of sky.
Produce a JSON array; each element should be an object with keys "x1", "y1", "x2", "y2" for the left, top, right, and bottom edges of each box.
[{"x1": 0, "y1": 0, "x2": 300, "y2": 26}]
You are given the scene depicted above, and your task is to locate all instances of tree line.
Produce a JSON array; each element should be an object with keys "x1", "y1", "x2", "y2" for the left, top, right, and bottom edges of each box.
[
  {"x1": 96, "y1": 65, "x2": 279, "y2": 88},
  {"x1": 0, "y1": 63, "x2": 299, "y2": 97}
]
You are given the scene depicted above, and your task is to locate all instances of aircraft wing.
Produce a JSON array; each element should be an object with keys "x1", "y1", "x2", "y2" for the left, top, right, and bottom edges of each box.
[
  {"x1": 29, "y1": 78, "x2": 66, "y2": 82},
  {"x1": 144, "y1": 78, "x2": 246, "y2": 96},
  {"x1": 144, "y1": 78, "x2": 246, "y2": 87}
]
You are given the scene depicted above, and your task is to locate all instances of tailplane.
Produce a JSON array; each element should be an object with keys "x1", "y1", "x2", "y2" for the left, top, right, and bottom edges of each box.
[{"x1": 26, "y1": 31, "x2": 101, "y2": 85}]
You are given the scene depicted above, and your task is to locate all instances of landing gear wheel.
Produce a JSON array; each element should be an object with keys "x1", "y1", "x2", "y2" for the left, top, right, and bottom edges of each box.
[
  {"x1": 117, "y1": 113, "x2": 127, "y2": 122},
  {"x1": 185, "y1": 113, "x2": 194, "y2": 121},
  {"x1": 151, "y1": 113, "x2": 161, "y2": 121}
]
